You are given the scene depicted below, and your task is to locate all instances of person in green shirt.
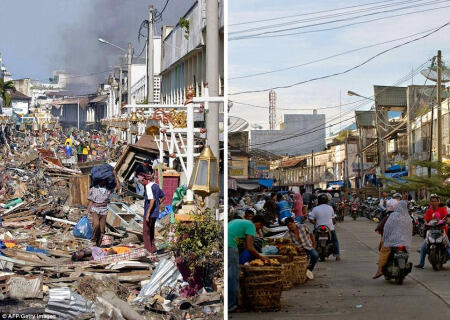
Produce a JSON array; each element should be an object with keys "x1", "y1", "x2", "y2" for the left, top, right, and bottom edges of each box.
[{"x1": 228, "y1": 215, "x2": 267, "y2": 312}]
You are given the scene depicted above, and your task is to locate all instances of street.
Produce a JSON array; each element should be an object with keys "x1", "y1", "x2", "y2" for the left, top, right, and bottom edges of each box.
[{"x1": 231, "y1": 217, "x2": 450, "y2": 320}]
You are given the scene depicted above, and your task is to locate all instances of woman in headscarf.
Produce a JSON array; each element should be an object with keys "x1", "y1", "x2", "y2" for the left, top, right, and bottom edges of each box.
[{"x1": 373, "y1": 200, "x2": 412, "y2": 279}]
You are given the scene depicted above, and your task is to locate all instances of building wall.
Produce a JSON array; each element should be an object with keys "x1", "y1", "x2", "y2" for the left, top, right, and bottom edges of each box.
[
  {"x1": 51, "y1": 104, "x2": 87, "y2": 129},
  {"x1": 11, "y1": 99, "x2": 29, "y2": 115},
  {"x1": 229, "y1": 155, "x2": 248, "y2": 179},
  {"x1": 12, "y1": 79, "x2": 31, "y2": 97},
  {"x1": 250, "y1": 114, "x2": 326, "y2": 156}
]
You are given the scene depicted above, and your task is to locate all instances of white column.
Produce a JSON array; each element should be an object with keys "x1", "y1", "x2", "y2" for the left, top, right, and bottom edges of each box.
[{"x1": 186, "y1": 102, "x2": 194, "y2": 203}]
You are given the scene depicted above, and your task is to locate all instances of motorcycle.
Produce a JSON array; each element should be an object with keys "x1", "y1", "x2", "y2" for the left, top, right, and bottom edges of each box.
[
  {"x1": 351, "y1": 202, "x2": 359, "y2": 220},
  {"x1": 383, "y1": 246, "x2": 412, "y2": 285},
  {"x1": 425, "y1": 219, "x2": 448, "y2": 271},
  {"x1": 335, "y1": 203, "x2": 344, "y2": 222},
  {"x1": 315, "y1": 225, "x2": 335, "y2": 261}
]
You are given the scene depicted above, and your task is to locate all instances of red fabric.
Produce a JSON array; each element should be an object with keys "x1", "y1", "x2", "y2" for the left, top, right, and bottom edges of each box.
[
  {"x1": 293, "y1": 193, "x2": 303, "y2": 217},
  {"x1": 425, "y1": 206, "x2": 448, "y2": 233}
]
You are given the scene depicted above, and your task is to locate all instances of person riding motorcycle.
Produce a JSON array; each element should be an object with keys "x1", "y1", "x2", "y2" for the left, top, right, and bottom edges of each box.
[
  {"x1": 308, "y1": 194, "x2": 341, "y2": 261},
  {"x1": 415, "y1": 194, "x2": 450, "y2": 269},
  {"x1": 373, "y1": 200, "x2": 412, "y2": 279}
]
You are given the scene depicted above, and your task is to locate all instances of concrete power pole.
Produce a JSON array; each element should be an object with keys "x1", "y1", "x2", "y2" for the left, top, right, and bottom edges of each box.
[
  {"x1": 127, "y1": 42, "x2": 132, "y2": 108},
  {"x1": 147, "y1": 6, "x2": 154, "y2": 104},
  {"x1": 206, "y1": 0, "x2": 220, "y2": 207},
  {"x1": 437, "y1": 50, "x2": 442, "y2": 162},
  {"x1": 118, "y1": 65, "x2": 122, "y2": 115}
]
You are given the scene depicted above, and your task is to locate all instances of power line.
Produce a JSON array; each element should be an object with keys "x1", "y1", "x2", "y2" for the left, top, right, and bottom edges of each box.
[
  {"x1": 229, "y1": 23, "x2": 449, "y2": 96},
  {"x1": 230, "y1": 2, "x2": 450, "y2": 40},
  {"x1": 229, "y1": 27, "x2": 436, "y2": 80},
  {"x1": 229, "y1": 0, "x2": 406, "y2": 26},
  {"x1": 230, "y1": 0, "x2": 430, "y2": 35},
  {"x1": 230, "y1": 99, "x2": 367, "y2": 111},
  {"x1": 246, "y1": 58, "x2": 432, "y2": 148}
]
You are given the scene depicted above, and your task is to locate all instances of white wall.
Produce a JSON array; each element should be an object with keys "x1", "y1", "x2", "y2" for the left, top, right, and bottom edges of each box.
[{"x1": 11, "y1": 100, "x2": 29, "y2": 115}]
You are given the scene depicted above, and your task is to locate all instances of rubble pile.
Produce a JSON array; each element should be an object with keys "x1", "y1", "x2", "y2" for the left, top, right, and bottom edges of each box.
[{"x1": 0, "y1": 129, "x2": 223, "y2": 319}]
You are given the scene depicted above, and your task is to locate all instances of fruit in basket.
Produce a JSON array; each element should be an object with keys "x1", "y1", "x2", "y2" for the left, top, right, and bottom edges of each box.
[
  {"x1": 267, "y1": 258, "x2": 280, "y2": 266},
  {"x1": 279, "y1": 245, "x2": 298, "y2": 256},
  {"x1": 249, "y1": 259, "x2": 265, "y2": 266}
]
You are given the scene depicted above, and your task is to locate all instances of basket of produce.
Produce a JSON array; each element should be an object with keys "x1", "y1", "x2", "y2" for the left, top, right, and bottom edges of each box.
[
  {"x1": 267, "y1": 254, "x2": 291, "y2": 264},
  {"x1": 280, "y1": 261, "x2": 294, "y2": 290},
  {"x1": 292, "y1": 255, "x2": 308, "y2": 285},
  {"x1": 244, "y1": 279, "x2": 282, "y2": 312}
]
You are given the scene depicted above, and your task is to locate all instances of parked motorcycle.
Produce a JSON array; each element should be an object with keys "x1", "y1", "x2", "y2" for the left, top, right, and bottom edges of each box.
[
  {"x1": 383, "y1": 246, "x2": 412, "y2": 285},
  {"x1": 425, "y1": 219, "x2": 448, "y2": 271}
]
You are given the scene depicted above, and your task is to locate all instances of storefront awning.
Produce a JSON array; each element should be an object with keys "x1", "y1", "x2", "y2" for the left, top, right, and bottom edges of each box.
[
  {"x1": 237, "y1": 183, "x2": 260, "y2": 191},
  {"x1": 258, "y1": 179, "x2": 273, "y2": 188}
]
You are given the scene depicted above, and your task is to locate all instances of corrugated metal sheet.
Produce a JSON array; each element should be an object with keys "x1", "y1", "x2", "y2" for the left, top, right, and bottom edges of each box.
[
  {"x1": 45, "y1": 287, "x2": 94, "y2": 319},
  {"x1": 133, "y1": 258, "x2": 182, "y2": 304},
  {"x1": 374, "y1": 86, "x2": 407, "y2": 107},
  {"x1": 355, "y1": 111, "x2": 376, "y2": 127}
]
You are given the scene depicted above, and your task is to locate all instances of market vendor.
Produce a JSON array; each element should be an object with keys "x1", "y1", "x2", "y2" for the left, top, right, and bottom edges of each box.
[
  {"x1": 284, "y1": 217, "x2": 319, "y2": 271},
  {"x1": 228, "y1": 215, "x2": 268, "y2": 312}
]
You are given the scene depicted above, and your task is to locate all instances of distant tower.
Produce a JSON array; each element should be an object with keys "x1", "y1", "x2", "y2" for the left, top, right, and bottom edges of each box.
[{"x1": 269, "y1": 89, "x2": 276, "y2": 130}]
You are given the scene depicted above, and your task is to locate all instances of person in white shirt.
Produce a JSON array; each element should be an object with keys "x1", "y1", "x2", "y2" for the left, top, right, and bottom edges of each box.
[{"x1": 309, "y1": 194, "x2": 341, "y2": 261}]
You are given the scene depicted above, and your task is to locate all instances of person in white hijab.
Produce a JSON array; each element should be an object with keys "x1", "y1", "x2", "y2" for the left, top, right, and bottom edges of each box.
[{"x1": 373, "y1": 200, "x2": 412, "y2": 279}]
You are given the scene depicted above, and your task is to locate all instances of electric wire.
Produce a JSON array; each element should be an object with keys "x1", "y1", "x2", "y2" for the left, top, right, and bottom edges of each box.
[{"x1": 229, "y1": 23, "x2": 449, "y2": 96}]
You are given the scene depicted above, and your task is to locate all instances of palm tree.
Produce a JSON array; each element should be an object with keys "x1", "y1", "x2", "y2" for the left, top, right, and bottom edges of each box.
[{"x1": 0, "y1": 79, "x2": 16, "y2": 108}]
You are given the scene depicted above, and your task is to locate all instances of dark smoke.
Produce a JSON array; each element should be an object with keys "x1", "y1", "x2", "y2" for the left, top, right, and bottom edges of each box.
[{"x1": 56, "y1": 0, "x2": 195, "y2": 94}]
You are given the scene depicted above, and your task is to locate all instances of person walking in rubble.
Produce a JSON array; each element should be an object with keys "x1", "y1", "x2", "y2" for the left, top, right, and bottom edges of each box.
[
  {"x1": 87, "y1": 179, "x2": 111, "y2": 247},
  {"x1": 141, "y1": 168, "x2": 165, "y2": 254}
]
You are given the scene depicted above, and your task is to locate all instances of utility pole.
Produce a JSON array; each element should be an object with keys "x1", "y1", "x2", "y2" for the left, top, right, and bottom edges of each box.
[
  {"x1": 118, "y1": 65, "x2": 122, "y2": 115},
  {"x1": 375, "y1": 111, "x2": 386, "y2": 176},
  {"x1": 147, "y1": 6, "x2": 154, "y2": 104},
  {"x1": 311, "y1": 150, "x2": 314, "y2": 187},
  {"x1": 345, "y1": 131, "x2": 349, "y2": 189},
  {"x1": 437, "y1": 50, "x2": 442, "y2": 162},
  {"x1": 77, "y1": 97, "x2": 80, "y2": 130},
  {"x1": 358, "y1": 127, "x2": 364, "y2": 187},
  {"x1": 127, "y1": 42, "x2": 132, "y2": 109},
  {"x1": 206, "y1": 0, "x2": 219, "y2": 207}
]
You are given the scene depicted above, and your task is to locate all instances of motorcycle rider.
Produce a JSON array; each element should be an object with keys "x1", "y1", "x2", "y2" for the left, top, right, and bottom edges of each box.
[
  {"x1": 263, "y1": 192, "x2": 277, "y2": 223},
  {"x1": 379, "y1": 191, "x2": 388, "y2": 212},
  {"x1": 415, "y1": 194, "x2": 449, "y2": 269},
  {"x1": 308, "y1": 193, "x2": 341, "y2": 261},
  {"x1": 373, "y1": 200, "x2": 412, "y2": 279}
]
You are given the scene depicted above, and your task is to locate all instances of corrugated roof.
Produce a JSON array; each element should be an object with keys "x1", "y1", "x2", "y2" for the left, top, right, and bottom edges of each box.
[
  {"x1": 89, "y1": 95, "x2": 108, "y2": 103},
  {"x1": 9, "y1": 90, "x2": 31, "y2": 100},
  {"x1": 355, "y1": 111, "x2": 376, "y2": 127},
  {"x1": 51, "y1": 97, "x2": 89, "y2": 109},
  {"x1": 281, "y1": 158, "x2": 304, "y2": 168},
  {"x1": 374, "y1": 86, "x2": 407, "y2": 107}
]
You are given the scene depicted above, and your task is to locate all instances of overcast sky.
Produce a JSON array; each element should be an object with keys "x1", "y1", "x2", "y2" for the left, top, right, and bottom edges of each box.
[
  {"x1": 0, "y1": 0, "x2": 194, "y2": 90},
  {"x1": 228, "y1": 0, "x2": 450, "y2": 135}
]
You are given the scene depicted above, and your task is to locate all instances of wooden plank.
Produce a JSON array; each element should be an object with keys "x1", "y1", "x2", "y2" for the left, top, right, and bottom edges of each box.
[{"x1": 69, "y1": 174, "x2": 90, "y2": 206}]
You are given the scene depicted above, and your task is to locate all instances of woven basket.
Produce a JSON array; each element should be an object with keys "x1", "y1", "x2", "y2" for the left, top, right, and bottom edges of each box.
[
  {"x1": 244, "y1": 279, "x2": 282, "y2": 312},
  {"x1": 241, "y1": 266, "x2": 282, "y2": 278},
  {"x1": 269, "y1": 254, "x2": 293, "y2": 264},
  {"x1": 292, "y1": 255, "x2": 308, "y2": 285},
  {"x1": 281, "y1": 262, "x2": 294, "y2": 290}
]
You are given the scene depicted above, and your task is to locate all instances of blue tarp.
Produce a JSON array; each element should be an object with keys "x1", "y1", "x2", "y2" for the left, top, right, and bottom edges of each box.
[
  {"x1": 385, "y1": 171, "x2": 408, "y2": 183},
  {"x1": 259, "y1": 179, "x2": 273, "y2": 188},
  {"x1": 327, "y1": 180, "x2": 344, "y2": 188},
  {"x1": 386, "y1": 165, "x2": 406, "y2": 173}
]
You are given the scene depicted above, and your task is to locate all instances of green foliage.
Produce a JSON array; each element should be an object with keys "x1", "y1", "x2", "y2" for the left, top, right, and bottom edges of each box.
[
  {"x1": 336, "y1": 130, "x2": 353, "y2": 141},
  {"x1": 170, "y1": 209, "x2": 223, "y2": 277},
  {"x1": 383, "y1": 160, "x2": 450, "y2": 198},
  {"x1": 179, "y1": 17, "x2": 190, "y2": 40},
  {"x1": 0, "y1": 79, "x2": 15, "y2": 107}
]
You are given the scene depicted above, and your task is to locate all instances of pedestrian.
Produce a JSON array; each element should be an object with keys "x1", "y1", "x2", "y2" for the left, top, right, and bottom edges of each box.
[
  {"x1": 415, "y1": 194, "x2": 449, "y2": 269},
  {"x1": 309, "y1": 193, "x2": 341, "y2": 261},
  {"x1": 373, "y1": 200, "x2": 412, "y2": 279},
  {"x1": 87, "y1": 179, "x2": 111, "y2": 247},
  {"x1": 134, "y1": 159, "x2": 151, "y2": 196},
  {"x1": 276, "y1": 193, "x2": 293, "y2": 224},
  {"x1": 263, "y1": 192, "x2": 277, "y2": 223},
  {"x1": 142, "y1": 169, "x2": 165, "y2": 254},
  {"x1": 284, "y1": 217, "x2": 319, "y2": 271},
  {"x1": 64, "y1": 142, "x2": 72, "y2": 157},
  {"x1": 82, "y1": 141, "x2": 90, "y2": 162},
  {"x1": 77, "y1": 142, "x2": 83, "y2": 162},
  {"x1": 293, "y1": 190, "x2": 304, "y2": 224},
  {"x1": 228, "y1": 215, "x2": 267, "y2": 312}
]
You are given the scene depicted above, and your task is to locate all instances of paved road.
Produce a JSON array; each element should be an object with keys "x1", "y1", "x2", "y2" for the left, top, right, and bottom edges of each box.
[{"x1": 231, "y1": 217, "x2": 450, "y2": 320}]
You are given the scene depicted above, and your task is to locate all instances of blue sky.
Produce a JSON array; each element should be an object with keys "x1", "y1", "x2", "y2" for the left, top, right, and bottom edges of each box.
[
  {"x1": 0, "y1": 0, "x2": 194, "y2": 88},
  {"x1": 228, "y1": 0, "x2": 450, "y2": 134}
]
